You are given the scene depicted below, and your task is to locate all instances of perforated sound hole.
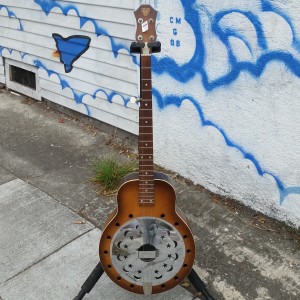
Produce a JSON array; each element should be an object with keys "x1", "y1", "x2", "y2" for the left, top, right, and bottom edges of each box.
[{"x1": 110, "y1": 217, "x2": 185, "y2": 286}]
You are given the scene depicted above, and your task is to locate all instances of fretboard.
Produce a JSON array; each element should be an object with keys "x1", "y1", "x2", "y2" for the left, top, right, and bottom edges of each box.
[{"x1": 138, "y1": 54, "x2": 154, "y2": 206}]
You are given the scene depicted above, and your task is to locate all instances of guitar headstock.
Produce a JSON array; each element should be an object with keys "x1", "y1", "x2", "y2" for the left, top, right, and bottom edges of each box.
[{"x1": 134, "y1": 5, "x2": 158, "y2": 44}]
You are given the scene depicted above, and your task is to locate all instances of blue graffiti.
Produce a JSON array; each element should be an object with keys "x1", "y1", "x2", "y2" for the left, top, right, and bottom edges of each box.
[
  {"x1": 0, "y1": 5, "x2": 24, "y2": 31},
  {"x1": 151, "y1": 0, "x2": 300, "y2": 202},
  {"x1": 153, "y1": 89, "x2": 299, "y2": 204},
  {"x1": 213, "y1": 10, "x2": 268, "y2": 52},
  {"x1": 33, "y1": 60, "x2": 85, "y2": 105},
  {"x1": 0, "y1": 46, "x2": 130, "y2": 109},
  {"x1": 53, "y1": 34, "x2": 91, "y2": 73},
  {"x1": 153, "y1": 0, "x2": 300, "y2": 88},
  {"x1": 33, "y1": 59, "x2": 130, "y2": 108},
  {"x1": 261, "y1": 0, "x2": 300, "y2": 51},
  {"x1": 34, "y1": 0, "x2": 137, "y2": 65}
]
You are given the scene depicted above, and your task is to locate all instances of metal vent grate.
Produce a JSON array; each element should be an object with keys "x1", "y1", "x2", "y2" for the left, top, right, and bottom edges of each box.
[
  {"x1": 5, "y1": 59, "x2": 41, "y2": 100},
  {"x1": 10, "y1": 65, "x2": 36, "y2": 90}
]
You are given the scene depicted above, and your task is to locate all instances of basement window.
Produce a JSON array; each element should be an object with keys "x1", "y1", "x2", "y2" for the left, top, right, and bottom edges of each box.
[
  {"x1": 10, "y1": 65, "x2": 36, "y2": 90},
  {"x1": 5, "y1": 59, "x2": 41, "y2": 100}
]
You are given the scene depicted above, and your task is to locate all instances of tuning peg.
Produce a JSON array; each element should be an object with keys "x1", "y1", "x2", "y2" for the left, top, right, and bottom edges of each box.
[{"x1": 130, "y1": 97, "x2": 141, "y2": 104}]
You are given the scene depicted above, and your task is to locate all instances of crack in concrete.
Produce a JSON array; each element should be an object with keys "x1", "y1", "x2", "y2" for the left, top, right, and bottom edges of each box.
[{"x1": 3, "y1": 228, "x2": 95, "y2": 284}]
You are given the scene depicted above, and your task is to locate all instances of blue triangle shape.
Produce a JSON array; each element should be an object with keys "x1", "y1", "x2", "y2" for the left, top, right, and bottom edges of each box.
[{"x1": 53, "y1": 34, "x2": 91, "y2": 73}]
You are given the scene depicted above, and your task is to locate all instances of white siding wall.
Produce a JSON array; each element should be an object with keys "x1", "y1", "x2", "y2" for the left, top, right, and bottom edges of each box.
[{"x1": 0, "y1": 0, "x2": 139, "y2": 134}]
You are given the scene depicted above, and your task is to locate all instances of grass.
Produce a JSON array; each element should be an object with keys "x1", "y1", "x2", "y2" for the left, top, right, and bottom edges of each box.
[{"x1": 92, "y1": 157, "x2": 137, "y2": 194}]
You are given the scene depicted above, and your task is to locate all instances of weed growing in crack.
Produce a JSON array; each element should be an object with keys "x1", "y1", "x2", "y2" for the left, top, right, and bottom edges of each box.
[{"x1": 92, "y1": 157, "x2": 137, "y2": 193}]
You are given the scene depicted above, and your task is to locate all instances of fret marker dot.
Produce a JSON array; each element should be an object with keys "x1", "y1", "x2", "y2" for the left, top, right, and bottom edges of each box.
[{"x1": 145, "y1": 104, "x2": 148, "y2": 106}]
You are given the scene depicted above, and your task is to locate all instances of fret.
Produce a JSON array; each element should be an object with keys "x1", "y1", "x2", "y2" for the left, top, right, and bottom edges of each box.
[{"x1": 139, "y1": 193, "x2": 154, "y2": 195}]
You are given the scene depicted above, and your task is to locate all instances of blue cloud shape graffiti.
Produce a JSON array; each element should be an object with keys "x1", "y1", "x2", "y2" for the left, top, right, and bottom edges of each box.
[
  {"x1": 53, "y1": 34, "x2": 91, "y2": 73},
  {"x1": 34, "y1": 0, "x2": 137, "y2": 65},
  {"x1": 33, "y1": 59, "x2": 130, "y2": 109},
  {"x1": 151, "y1": 0, "x2": 300, "y2": 202},
  {"x1": 0, "y1": 5, "x2": 24, "y2": 31}
]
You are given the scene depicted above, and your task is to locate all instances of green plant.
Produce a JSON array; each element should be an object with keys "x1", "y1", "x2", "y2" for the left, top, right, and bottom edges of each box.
[{"x1": 92, "y1": 157, "x2": 137, "y2": 193}]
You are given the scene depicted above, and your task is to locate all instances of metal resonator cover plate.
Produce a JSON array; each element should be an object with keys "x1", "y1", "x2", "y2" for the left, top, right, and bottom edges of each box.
[{"x1": 111, "y1": 217, "x2": 185, "y2": 286}]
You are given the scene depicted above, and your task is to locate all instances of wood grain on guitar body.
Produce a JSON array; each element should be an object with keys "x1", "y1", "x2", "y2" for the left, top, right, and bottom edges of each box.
[{"x1": 99, "y1": 5, "x2": 195, "y2": 295}]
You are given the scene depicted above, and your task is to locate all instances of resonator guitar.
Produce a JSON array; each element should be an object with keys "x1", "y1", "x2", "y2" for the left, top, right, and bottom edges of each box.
[{"x1": 99, "y1": 5, "x2": 195, "y2": 295}]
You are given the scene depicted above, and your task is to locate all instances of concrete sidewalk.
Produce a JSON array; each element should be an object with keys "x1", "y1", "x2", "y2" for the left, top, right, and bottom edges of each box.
[{"x1": 0, "y1": 88, "x2": 299, "y2": 300}]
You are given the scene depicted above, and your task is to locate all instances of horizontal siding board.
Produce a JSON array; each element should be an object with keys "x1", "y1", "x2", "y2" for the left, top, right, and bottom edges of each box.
[
  {"x1": 41, "y1": 89, "x2": 88, "y2": 114},
  {"x1": 40, "y1": 78, "x2": 138, "y2": 121},
  {"x1": 1, "y1": 0, "x2": 136, "y2": 13},
  {"x1": 41, "y1": 89, "x2": 138, "y2": 135},
  {"x1": 8, "y1": 18, "x2": 133, "y2": 60},
  {"x1": 2, "y1": 7, "x2": 135, "y2": 40},
  {"x1": 0, "y1": 27, "x2": 137, "y2": 75},
  {"x1": 87, "y1": 105, "x2": 138, "y2": 135},
  {"x1": 55, "y1": 0, "x2": 136, "y2": 10},
  {"x1": 0, "y1": 21, "x2": 136, "y2": 71},
  {"x1": 39, "y1": 72, "x2": 135, "y2": 105}
]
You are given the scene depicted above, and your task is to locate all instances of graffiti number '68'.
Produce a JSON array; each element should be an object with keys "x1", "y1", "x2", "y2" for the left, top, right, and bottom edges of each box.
[{"x1": 170, "y1": 39, "x2": 181, "y2": 47}]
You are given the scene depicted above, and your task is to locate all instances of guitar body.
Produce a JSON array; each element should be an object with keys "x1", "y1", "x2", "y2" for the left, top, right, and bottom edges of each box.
[{"x1": 99, "y1": 172, "x2": 195, "y2": 294}]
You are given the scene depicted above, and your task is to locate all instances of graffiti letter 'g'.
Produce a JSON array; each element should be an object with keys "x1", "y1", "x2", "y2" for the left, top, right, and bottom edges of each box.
[{"x1": 173, "y1": 28, "x2": 178, "y2": 35}]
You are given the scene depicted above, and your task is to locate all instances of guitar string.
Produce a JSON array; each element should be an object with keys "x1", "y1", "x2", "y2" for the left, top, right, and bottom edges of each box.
[{"x1": 141, "y1": 53, "x2": 154, "y2": 290}]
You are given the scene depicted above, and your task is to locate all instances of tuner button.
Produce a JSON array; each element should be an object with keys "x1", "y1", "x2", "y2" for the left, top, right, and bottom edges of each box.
[
  {"x1": 138, "y1": 18, "x2": 143, "y2": 24},
  {"x1": 130, "y1": 97, "x2": 141, "y2": 104},
  {"x1": 138, "y1": 35, "x2": 143, "y2": 41},
  {"x1": 149, "y1": 18, "x2": 154, "y2": 24},
  {"x1": 150, "y1": 35, "x2": 155, "y2": 41}
]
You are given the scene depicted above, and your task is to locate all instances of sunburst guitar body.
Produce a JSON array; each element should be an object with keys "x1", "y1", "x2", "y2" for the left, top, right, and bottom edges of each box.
[{"x1": 99, "y1": 5, "x2": 195, "y2": 295}]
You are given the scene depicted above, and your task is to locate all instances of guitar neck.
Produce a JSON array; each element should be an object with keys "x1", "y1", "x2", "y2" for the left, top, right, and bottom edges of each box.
[{"x1": 138, "y1": 54, "x2": 154, "y2": 206}]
